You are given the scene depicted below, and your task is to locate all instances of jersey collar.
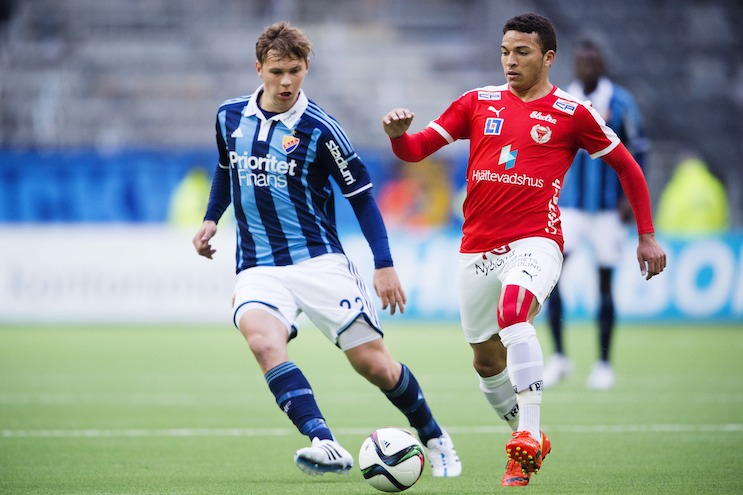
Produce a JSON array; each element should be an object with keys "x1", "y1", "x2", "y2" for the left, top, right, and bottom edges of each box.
[{"x1": 243, "y1": 85, "x2": 308, "y2": 130}]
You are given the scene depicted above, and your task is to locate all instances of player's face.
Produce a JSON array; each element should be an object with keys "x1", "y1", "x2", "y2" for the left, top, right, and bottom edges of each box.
[
  {"x1": 500, "y1": 30, "x2": 553, "y2": 96},
  {"x1": 574, "y1": 48, "x2": 604, "y2": 90},
  {"x1": 256, "y1": 52, "x2": 308, "y2": 113}
]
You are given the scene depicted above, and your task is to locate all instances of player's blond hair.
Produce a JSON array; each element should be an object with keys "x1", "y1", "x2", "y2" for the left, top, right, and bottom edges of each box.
[{"x1": 255, "y1": 21, "x2": 313, "y2": 64}]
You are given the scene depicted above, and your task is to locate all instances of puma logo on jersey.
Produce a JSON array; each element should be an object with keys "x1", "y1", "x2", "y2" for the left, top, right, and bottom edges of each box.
[{"x1": 487, "y1": 106, "x2": 505, "y2": 117}]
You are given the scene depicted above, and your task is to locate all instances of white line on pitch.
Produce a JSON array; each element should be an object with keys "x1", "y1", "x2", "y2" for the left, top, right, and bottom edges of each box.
[{"x1": 3, "y1": 424, "x2": 742, "y2": 438}]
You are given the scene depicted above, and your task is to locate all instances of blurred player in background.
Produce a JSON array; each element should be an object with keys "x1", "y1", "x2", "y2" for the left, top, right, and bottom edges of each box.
[
  {"x1": 378, "y1": 157, "x2": 453, "y2": 229},
  {"x1": 193, "y1": 21, "x2": 460, "y2": 478},
  {"x1": 544, "y1": 39, "x2": 650, "y2": 390},
  {"x1": 382, "y1": 13, "x2": 666, "y2": 487}
]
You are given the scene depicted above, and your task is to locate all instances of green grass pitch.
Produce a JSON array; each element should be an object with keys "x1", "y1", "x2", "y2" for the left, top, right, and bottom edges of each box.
[{"x1": 1, "y1": 321, "x2": 742, "y2": 494}]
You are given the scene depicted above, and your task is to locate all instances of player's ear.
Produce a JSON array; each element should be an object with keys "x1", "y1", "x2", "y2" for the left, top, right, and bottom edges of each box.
[
  {"x1": 255, "y1": 60, "x2": 262, "y2": 75},
  {"x1": 543, "y1": 50, "x2": 555, "y2": 68}
]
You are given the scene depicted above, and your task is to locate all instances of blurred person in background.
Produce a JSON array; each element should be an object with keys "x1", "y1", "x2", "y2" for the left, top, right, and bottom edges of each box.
[
  {"x1": 656, "y1": 152, "x2": 730, "y2": 235},
  {"x1": 543, "y1": 38, "x2": 650, "y2": 390},
  {"x1": 192, "y1": 21, "x2": 460, "y2": 478},
  {"x1": 168, "y1": 166, "x2": 212, "y2": 227},
  {"x1": 382, "y1": 13, "x2": 666, "y2": 486},
  {"x1": 378, "y1": 157, "x2": 453, "y2": 229}
]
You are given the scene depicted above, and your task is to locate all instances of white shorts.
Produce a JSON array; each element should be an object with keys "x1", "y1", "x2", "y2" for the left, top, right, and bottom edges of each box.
[
  {"x1": 560, "y1": 208, "x2": 627, "y2": 267},
  {"x1": 458, "y1": 237, "x2": 563, "y2": 344},
  {"x1": 232, "y1": 253, "x2": 383, "y2": 350}
]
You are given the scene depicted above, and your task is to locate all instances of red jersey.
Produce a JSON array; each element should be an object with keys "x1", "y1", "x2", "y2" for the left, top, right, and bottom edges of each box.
[{"x1": 430, "y1": 84, "x2": 623, "y2": 253}]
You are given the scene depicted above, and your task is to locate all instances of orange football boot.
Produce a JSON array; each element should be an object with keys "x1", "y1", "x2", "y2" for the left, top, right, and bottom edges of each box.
[{"x1": 502, "y1": 430, "x2": 552, "y2": 485}]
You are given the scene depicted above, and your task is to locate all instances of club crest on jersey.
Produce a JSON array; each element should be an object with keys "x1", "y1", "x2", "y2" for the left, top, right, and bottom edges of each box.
[
  {"x1": 553, "y1": 99, "x2": 577, "y2": 115},
  {"x1": 282, "y1": 135, "x2": 300, "y2": 154},
  {"x1": 530, "y1": 124, "x2": 552, "y2": 144},
  {"x1": 484, "y1": 117, "x2": 503, "y2": 135},
  {"x1": 478, "y1": 91, "x2": 501, "y2": 101}
]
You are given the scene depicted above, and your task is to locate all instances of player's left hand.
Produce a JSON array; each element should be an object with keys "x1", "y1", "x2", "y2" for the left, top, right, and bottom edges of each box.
[
  {"x1": 373, "y1": 266, "x2": 407, "y2": 315},
  {"x1": 193, "y1": 220, "x2": 218, "y2": 259},
  {"x1": 636, "y1": 232, "x2": 667, "y2": 280}
]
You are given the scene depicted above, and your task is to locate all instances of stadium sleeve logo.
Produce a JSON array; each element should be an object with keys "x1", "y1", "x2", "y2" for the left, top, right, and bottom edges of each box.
[{"x1": 325, "y1": 139, "x2": 356, "y2": 186}]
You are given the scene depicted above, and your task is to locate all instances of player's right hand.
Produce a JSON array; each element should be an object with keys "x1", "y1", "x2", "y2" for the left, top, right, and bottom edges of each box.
[
  {"x1": 636, "y1": 232, "x2": 666, "y2": 280},
  {"x1": 193, "y1": 220, "x2": 218, "y2": 259},
  {"x1": 382, "y1": 108, "x2": 415, "y2": 138},
  {"x1": 373, "y1": 266, "x2": 407, "y2": 316}
]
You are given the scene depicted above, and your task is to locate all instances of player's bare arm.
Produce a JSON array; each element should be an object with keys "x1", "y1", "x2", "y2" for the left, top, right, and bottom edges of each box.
[
  {"x1": 382, "y1": 108, "x2": 415, "y2": 138},
  {"x1": 373, "y1": 266, "x2": 407, "y2": 315},
  {"x1": 193, "y1": 220, "x2": 218, "y2": 259},
  {"x1": 636, "y1": 232, "x2": 667, "y2": 280}
]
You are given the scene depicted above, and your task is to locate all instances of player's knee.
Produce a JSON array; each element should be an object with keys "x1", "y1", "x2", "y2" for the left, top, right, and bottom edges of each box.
[
  {"x1": 347, "y1": 343, "x2": 400, "y2": 389},
  {"x1": 363, "y1": 360, "x2": 400, "y2": 390},
  {"x1": 497, "y1": 285, "x2": 536, "y2": 329},
  {"x1": 472, "y1": 336, "x2": 508, "y2": 376}
]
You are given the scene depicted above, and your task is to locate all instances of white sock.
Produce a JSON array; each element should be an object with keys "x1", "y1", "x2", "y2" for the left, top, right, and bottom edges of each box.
[
  {"x1": 516, "y1": 390, "x2": 541, "y2": 442},
  {"x1": 479, "y1": 369, "x2": 519, "y2": 431},
  {"x1": 499, "y1": 322, "x2": 544, "y2": 441}
]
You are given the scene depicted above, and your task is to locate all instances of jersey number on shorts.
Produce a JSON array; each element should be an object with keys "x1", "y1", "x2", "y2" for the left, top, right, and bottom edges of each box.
[{"x1": 339, "y1": 297, "x2": 364, "y2": 311}]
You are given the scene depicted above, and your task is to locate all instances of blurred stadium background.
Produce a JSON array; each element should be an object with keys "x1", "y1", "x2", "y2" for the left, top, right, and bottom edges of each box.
[{"x1": 0, "y1": 0, "x2": 741, "y2": 325}]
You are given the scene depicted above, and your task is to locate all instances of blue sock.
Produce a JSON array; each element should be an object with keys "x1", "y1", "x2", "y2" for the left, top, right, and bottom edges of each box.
[
  {"x1": 265, "y1": 361, "x2": 333, "y2": 441},
  {"x1": 383, "y1": 364, "x2": 442, "y2": 444}
]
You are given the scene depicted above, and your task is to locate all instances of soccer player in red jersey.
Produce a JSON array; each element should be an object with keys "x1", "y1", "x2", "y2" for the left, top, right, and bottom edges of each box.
[{"x1": 382, "y1": 13, "x2": 666, "y2": 486}]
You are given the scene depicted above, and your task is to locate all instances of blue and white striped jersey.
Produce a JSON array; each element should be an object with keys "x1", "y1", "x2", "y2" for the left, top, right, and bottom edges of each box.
[
  {"x1": 560, "y1": 78, "x2": 649, "y2": 212},
  {"x1": 208, "y1": 87, "x2": 374, "y2": 272}
]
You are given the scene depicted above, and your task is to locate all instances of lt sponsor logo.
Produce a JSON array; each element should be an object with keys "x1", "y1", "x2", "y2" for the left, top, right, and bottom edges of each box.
[{"x1": 484, "y1": 117, "x2": 503, "y2": 135}]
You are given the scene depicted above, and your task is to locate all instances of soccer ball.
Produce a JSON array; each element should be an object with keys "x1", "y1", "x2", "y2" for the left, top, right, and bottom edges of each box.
[{"x1": 358, "y1": 427, "x2": 425, "y2": 492}]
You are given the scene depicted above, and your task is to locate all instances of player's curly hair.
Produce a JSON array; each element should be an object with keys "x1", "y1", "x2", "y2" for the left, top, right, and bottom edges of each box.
[
  {"x1": 503, "y1": 13, "x2": 557, "y2": 54},
  {"x1": 255, "y1": 21, "x2": 313, "y2": 64}
]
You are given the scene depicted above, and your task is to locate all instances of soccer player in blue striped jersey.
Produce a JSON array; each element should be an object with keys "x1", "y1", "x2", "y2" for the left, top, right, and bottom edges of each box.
[
  {"x1": 192, "y1": 21, "x2": 461, "y2": 478},
  {"x1": 544, "y1": 39, "x2": 650, "y2": 390}
]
